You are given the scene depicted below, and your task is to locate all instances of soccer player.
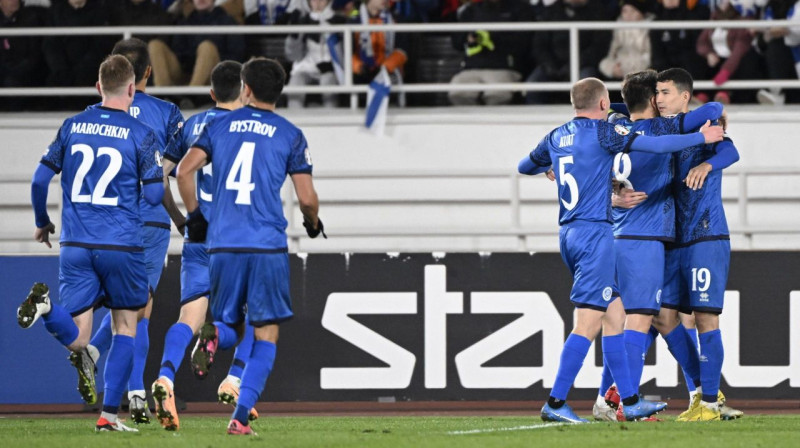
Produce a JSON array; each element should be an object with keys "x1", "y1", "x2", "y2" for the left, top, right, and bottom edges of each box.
[
  {"x1": 151, "y1": 60, "x2": 257, "y2": 431},
  {"x1": 85, "y1": 37, "x2": 184, "y2": 424},
  {"x1": 654, "y1": 68, "x2": 741, "y2": 421},
  {"x1": 19, "y1": 55, "x2": 164, "y2": 431},
  {"x1": 517, "y1": 77, "x2": 723, "y2": 423},
  {"x1": 592, "y1": 70, "x2": 724, "y2": 422},
  {"x1": 176, "y1": 57, "x2": 326, "y2": 435}
]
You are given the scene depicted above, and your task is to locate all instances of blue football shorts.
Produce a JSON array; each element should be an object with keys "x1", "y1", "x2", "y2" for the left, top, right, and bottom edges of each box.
[
  {"x1": 59, "y1": 246, "x2": 149, "y2": 316},
  {"x1": 614, "y1": 239, "x2": 665, "y2": 315},
  {"x1": 662, "y1": 239, "x2": 730, "y2": 315},
  {"x1": 559, "y1": 220, "x2": 619, "y2": 311},
  {"x1": 180, "y1": 241, "x2": 210, "y2": 305},
  {"x1": 143, "y1": 225, "x2": 171, "y2": 293},
  {"x1": 209, "y1": 251, "x2": 293, "y2": 327}
]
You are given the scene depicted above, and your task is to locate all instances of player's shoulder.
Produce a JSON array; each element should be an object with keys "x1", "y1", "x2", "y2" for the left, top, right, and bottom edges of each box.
[{"x1": 136, "y1": 92, "x2": 181, "y2": 115}]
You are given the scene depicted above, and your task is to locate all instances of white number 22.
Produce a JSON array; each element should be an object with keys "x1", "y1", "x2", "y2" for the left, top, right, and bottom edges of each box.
[
  {"x1": 559, "y1": 155, "x2": 579, "y2": 210},
  {"x1": 225, "y1": 142, "x2": 256, "y2": 205},
  {"x1": 70, "y1": 144, "x2": 122, "y2": 206}
]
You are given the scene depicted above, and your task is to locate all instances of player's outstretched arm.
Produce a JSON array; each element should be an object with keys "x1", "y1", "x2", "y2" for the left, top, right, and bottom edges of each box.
[
  {"x1": 630, "y1": 121, "x2": 723, "y2": 154},
  {"x1": 291, "y1": 173, "x2": 326, "y2": 238},
  {"x1": 518, "y1": 156, "x2": 551, "y2": 176},
  {"x1": 681, "y1": 102, "x2": 723, "y2": 132},
  {"x1": 160, "y1": 158, "x2": 186, "y2": 234},
  {"x1": 31, "y1": 164, "x2": 57, "y2": 248}
]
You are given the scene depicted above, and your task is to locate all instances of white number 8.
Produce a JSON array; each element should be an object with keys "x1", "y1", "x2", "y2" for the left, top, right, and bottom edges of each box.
[{"x1": 613, "y1": 152, "x2": 634, "y2": 190}]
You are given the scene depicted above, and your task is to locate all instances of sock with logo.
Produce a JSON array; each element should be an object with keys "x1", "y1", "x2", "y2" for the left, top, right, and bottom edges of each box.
[
  {"x1": 550, "y1": 333, "x2": 592, "y2": 402},
  {"x1": 158, "y1": 322, "x2": 194, "y2": 382},
  {"x1": 699, "y1": 329, "x2": 724, "y2": 403},
  {"x1": 233, "y1": 340, "x2": 276, "y2": 425}
]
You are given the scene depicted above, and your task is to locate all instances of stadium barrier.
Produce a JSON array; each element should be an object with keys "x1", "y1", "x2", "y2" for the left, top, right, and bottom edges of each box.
[
  {"x1": 2, "y1": 252, "x2": 797, "y2": 404},
  {"x1": 2, "y1": 20, "x2": 800, "y2": 109}
]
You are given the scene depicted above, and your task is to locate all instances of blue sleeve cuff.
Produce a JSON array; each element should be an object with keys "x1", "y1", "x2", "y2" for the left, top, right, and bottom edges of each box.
[{"x1": 706, "y1": 138, "x2": 739, "y2": 171}]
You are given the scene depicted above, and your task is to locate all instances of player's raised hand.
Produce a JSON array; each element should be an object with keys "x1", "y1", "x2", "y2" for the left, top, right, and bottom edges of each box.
[
  {"x1": 545, "y1": 168, "x2": 555, "y2": 182},
  {"x1": 699, "y1": 120, "x2": 724, "y2": 143},
  {"x1": 34, "y1": 222, "x2": 56, "y2": 248},
  {"x1": 612, "y1": 187, "x2": 648, "y2": 209},
  {"x1": 684, "y1": 162, "x2": 713, "y2": 191}
]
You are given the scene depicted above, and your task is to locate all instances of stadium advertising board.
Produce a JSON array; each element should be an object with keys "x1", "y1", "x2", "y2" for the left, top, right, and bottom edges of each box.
[{"x1": 2, "y1": 252, "x2": 798, "y2": 404}]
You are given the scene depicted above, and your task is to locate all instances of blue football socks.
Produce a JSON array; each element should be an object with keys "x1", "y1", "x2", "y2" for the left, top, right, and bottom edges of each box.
[
  {"x1": 623, "y1": 329, "x2": 649, "y2": 395},
  {"x1": 699, "y1": 329, "x2": 724, "y2": 403},
  {"x1": 233, "y1": 340, "x2": 277, "y2": 425},
  {"x1": 158, "y1": 322, "x2": 194, "y2": 382},
  {"x1": 127, "y1": 318, "x2": 149, "y2": 392},
  {"x1": 598, "y1": 355, "x2": 614, "y2": 397},
  {"x1": 89, "y1": 312, "x2": 113, "y2": 357},
  {"x1": 102, "y1": 335, "x2": 135, "y2": 415},
  {"x1": 42, "y1": 302, "x2": 79, "y2": 347},
  {"x1": 229, "y1": 324, "x2": 255, "y2": 379},
  {"x1": 214, "y1": 321, "x2": 238, "y2": 350},
  {"x1": 550, "y1": 333, "x2": 592, "y2": 402},
  {"x1": 683, "y1": 326, "x2": 700, "y2": 393},
  {"x1": 663, "y1": 323, "x2": 701, "y2": 389},
  {"x1": 603, "y1": 334, "x2": 636, "y2": 400}
]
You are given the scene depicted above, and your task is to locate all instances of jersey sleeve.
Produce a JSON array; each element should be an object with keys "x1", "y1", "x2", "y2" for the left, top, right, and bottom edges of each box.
[
  {"x1": 40, "y1": 119, "x2": 70, "y2": 173},
  {"x1": 138, "y1": 129, "x2": 164, "y2": 184},
  {"x1": 167, "y1": 105, "x2": 185, "y2": 146},
  {"x1": 597, "y1": 120, "x2": 638, "y2": 154},
  {"x1": 163, "y1": 123, "x2": 188, "y2": 164},
  {"x1": 287, "y1": 130, "x2": 313, "y2": 175},
  {"x1": 529, "y1": 134, "x2": 552, "y2": 167},
  {"x1": 192, "y1": 121, "x2": 214, "y2": 161}
]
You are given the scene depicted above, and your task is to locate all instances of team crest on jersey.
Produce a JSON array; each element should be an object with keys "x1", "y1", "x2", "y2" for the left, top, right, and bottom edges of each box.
[
  {"x1": 602, "y1": 287, "x2": 613, "y2": 302},
  {"x1": 614, "y1": 124, "x2": 631, "y2": 136},
  {"x1": 656, "y1": 289, "x2": 662, "y2": 304},
  {"x1": 155, "y1": 151, "x2": 163, "y2": 167},
  {"x1": 304, "y1": 147, "x2": 313, "y2": 166}
]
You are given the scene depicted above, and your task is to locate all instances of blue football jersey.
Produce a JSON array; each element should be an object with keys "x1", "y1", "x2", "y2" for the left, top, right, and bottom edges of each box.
[
  {"x1": 40, "y1": 106, "x2": 163, "y2": 249},
  {"x1": 528, "y1": 118, "x2": 638, "y2": 225},
  {"x1": 192, "y1": 105, "x2": 313, "y2": 251},
  {"x1": 91, "y1": 91, "x2": 183, "y2": 228},
  {"x1": 164, "y1": 107, "x2": 232, "y2": 220},
  {"x1": 609, "y1": 115, "x2": 681, "y2": 241},
  {"x1": 673, "y1": 135, "x2": 733, "y2": 245}
]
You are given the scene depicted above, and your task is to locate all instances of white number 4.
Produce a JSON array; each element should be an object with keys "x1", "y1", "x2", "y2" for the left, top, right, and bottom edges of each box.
[
  {"x1": 226, "y1": 141, "x2": 256, "y2": 205},
  {"x1": 559, "y1": 155, "x2": 579, "y2": 211}
]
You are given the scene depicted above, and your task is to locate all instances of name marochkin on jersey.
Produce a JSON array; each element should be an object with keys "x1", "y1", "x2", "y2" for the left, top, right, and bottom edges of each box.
[
  {"x1": 607, "y1": 114, "x2": 681, "y2": 241},
  {"x1": 191, "y1": 105, "x2": 313, "y2": 252},
  {"x1": 528, "y1": 117, "x2": 640, "y2": 225},
  {"x1": 40, "y1": 106, "x2": 163, "y2": 250}
]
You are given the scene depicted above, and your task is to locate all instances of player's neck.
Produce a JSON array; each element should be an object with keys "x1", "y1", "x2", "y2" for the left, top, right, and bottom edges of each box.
[
  {"x1": 630, "y1": 111, "x2": 656, "y2": 121},
  {"x1": 247, "y1": 101, "x2": 276, "y2": 111},
  {"x1": 216, "y1": 101, "x2": 240, "y2": 111},
  {"x1": 101, "y1": 97, "x2": 131, "y2": 112}
]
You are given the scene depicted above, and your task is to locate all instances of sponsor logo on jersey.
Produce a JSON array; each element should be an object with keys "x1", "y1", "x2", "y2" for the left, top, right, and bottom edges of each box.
[{"x1": 614, "y1": 124, "x2": 631, "y2": 136}]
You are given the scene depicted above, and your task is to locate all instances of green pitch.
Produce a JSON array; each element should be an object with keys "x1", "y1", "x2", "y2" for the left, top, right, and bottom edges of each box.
[{"x1": 1, "y1": 415, "x2": 799, "y2": 447}]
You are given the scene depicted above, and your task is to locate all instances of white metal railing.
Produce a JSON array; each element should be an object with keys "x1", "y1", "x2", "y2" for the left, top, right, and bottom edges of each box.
[{"x1": 2, "y1": 20, "x2": 800, "y2": 109}]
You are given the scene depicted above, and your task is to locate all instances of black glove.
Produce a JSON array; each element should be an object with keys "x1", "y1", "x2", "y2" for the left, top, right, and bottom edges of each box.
[
  {"x1": 303, "y1": 218, "x2": 327, "y2": 239},
  {"x1": 185, "y1": 209, "x2": 208, "y2": 243}
]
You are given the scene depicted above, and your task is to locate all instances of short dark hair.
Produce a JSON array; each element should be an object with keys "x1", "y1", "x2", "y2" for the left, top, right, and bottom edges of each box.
[
  {"x1": 621, "y1": 69, "x2": 657, "y2": 114},
  {"x1": 241, "y1": 57, "x2": 286, "y2": 104},
  {"x1": 111, "y1": 38, "x2": 150, "y2": 83},
  {"x1": 99, "y1": 55, "x2": 135, "y2": 96},
  {"x1": 656, "y1": 68, "x2": 694, "y2": 96},
  {"x1": 570, "y1": 77, "x2": 607, "y2": 110},
  {"x1": 211, "y1": 61, "x2": 243, "y2": 103}
]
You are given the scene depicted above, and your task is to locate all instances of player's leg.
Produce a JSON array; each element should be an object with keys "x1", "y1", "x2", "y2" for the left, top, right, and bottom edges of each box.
[
  {"x1": 679, "y1": 312, "x2": 699, "y2": 399},
  {"x1": 127, "y1": 226, "x2": 170, "y2": 423},
  {"x1": 677, "y1": 240, "x2": 730, "y2": 421},
  {"x1": 94, "y1": 249, "x2": 149, "y2": 432},
  {"x1": 219, "y1": 324, "x2": 256, "y2": 410},
  {"x1": 543, "y1": 223, "x2": 612, "y2": 423},
  {"x1": 227, "y1": 252, "x2": 292, "y2": 435}
]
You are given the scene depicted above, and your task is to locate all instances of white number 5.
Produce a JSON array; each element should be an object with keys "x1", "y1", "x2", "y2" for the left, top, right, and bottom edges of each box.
[{"x1": 559, "y1": 156, "x2": 579, "y2": 210}]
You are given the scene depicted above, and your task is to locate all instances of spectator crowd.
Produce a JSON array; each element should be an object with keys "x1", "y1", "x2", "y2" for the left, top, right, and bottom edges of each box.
[{"x1": 2, "y1": 0, "x2": 799, "y2": 110}]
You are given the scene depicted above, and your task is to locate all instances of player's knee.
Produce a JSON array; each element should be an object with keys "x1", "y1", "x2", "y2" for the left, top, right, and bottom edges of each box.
[{"x1": 694, "y1": 312, "x2": 719, "y2": 333}]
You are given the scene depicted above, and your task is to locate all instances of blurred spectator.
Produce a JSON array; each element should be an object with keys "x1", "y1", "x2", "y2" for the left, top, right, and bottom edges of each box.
[
  {"x1": 525, "y1": 0, "x2": 613, "y2": 104},
  {"x1": 169, "y1": 0, "x2": 249, "y2": 23},
  {"x1": 239, "y1": 0, "x2": 291, "y2": 24},
  {"x1": 109, "y1": 0, "x2": 175, "y2": 37},
  {"x1": 350, "y1": 0, "x2": 408, "y2": 85},
  {"x1": 599, "y1": 0, "x2": 655, "y2": 80},
  {"x1": 43, "y1": 0, "x2": 115, "y2": 87},
  {"x1": 754, "y1": 0, "x2": 800, "y2": 104},
  {"x1": 148, "y1": 0, "x2": 245, "y2": 86},
  {"x1": 392, "y1": 0, "x2": 441, "y2": 22},
  {"x1": 284, "y1": 0, "x2": 343, "y2": 108},
  {"x1": 697, "y1": 0, "x2": 765, "y2": 103},
  {"x1": 650, "y1": 0, "x2": 710, "y2": 84},
  {"x1": 1, "y1": 0, "x2": 47, "y2": 99},
  {"x1": 448, "y1": 0, "x2": 533, "y2": 105}
]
